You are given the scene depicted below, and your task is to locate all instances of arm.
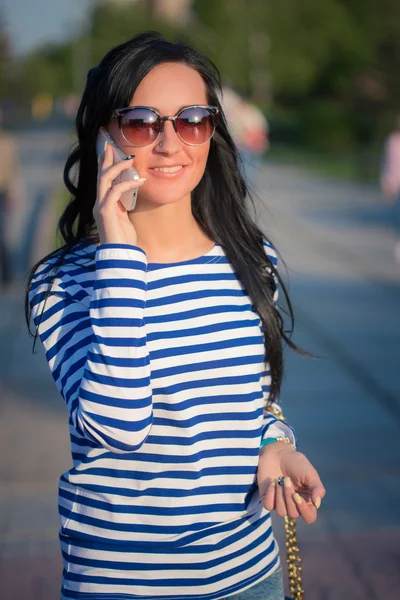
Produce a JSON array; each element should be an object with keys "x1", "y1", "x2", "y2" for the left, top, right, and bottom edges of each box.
[
  {"x1": 29, "y1": 244, "x2": 152, "y2": 453},
  {"x1": 260, "y1": 397, "x2": 297, "y2": 450},
  {"x1": 260, "y1": 239, "x2": 297, "y2": 451},
  {"x1": 258, "y1": 240, "x2": 326, "y2": 521}
]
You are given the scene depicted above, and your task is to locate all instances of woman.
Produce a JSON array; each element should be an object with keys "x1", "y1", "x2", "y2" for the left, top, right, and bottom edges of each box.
[{"x1": 26, "y1": 32, "x2": 326, "y2": 600}]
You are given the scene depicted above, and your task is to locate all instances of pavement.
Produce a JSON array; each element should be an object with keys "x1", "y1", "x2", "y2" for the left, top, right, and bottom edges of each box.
[{"x1": 0, "y1": 130, "x2": 399, "y2": 599}]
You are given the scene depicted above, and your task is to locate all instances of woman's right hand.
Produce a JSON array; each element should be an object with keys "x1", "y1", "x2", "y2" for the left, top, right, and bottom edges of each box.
[{"x1": 93, "y1": 142, "x2": 146, "y2": 246}]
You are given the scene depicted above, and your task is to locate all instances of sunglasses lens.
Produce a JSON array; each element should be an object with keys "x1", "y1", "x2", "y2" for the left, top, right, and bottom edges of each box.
[
  {"x1": 176, "y1": 107, "x2": 215, "y2": 145},
  {"x1": 121, "y1": 108, "x2": 159, "y2": 146}
]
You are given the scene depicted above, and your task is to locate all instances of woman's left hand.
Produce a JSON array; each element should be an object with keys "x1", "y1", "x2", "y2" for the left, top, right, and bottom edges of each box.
[{"x1": 257, "y1": 444, "x2": 326, "y2": 524}]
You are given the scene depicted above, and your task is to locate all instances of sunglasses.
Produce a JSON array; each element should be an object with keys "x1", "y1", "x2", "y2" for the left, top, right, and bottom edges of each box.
[{"x1": 111, "y1": 105, "x2": 219, "y2": 147}]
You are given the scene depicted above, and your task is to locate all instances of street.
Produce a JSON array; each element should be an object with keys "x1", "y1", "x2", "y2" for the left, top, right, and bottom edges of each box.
[{"x1": 0, "y1": 129, "x2": 399, "y2": 599}]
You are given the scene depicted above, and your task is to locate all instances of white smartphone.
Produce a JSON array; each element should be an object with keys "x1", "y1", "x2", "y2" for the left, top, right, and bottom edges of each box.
[{"x1": 96, "y1": 127, "x2": 140, "y2": 212}]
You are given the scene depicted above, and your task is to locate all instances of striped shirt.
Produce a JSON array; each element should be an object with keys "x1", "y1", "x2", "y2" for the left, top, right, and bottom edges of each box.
[{"x1": 29, "y1": 239, "x2": 297, "y2": 600}]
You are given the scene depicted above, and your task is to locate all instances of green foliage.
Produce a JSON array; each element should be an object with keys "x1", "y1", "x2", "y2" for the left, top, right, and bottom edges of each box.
[
  {"x1": 192, "y1": 0, "x2": 265, "y2": 96},
  {"x1": 267, "y1": 0, "x2": 369, "y2": 96},
  {"x1": 6, "y1": 0, "x2": 400, "y2": 158},
  {"x1": 90, "y1": 2, "x2": 184, "y2": 64},
  {"x1": 194, "y1": 0, "x2": 400, "y2": 153},
  {"x1": 297, "y1": 101, "x2": 356, "y2": 152},
  {"x1": 16, "y1": 44, "x2": 75, "y2": 99}
]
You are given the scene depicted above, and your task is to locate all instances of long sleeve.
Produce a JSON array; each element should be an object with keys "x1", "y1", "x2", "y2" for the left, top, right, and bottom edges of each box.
[
  {"x1": 260, "y1": 397, "x2": 298, "y2": 448},
  {"x1": 260, "y1": 238, "x2": 297, "y2": 449},
  {"x1": 29, "y1": 244, "x2": 152, "y2": 453}
]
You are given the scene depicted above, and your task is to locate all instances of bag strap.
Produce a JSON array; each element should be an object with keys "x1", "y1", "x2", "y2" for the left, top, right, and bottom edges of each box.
[
  {"x1": 265, "y1": 404, "x2": 305, "y2": 599},
  {"x1": 284, "y1": 515, "x2": 304, "y2": 599}
]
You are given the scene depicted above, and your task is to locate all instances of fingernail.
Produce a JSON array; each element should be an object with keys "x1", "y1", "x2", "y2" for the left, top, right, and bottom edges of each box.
[
  {"x1": 137, "y1": 178, "x2": 147, "y2": 183},
  {"x1": 293, "y1": 493, "x2": 302, "y2": 505},
  {"x1": 284, "y1": 477, "x2": 292, "y2": 489},
  {"x1": 314, "y1": 496, "x2": 321, "y2": 509},
  {"x1": 271, "y1": 479, "x2": 277, "y2": 487},
  {"x1": 104, "y1": 141, "x2": 108, "y2": 152}
]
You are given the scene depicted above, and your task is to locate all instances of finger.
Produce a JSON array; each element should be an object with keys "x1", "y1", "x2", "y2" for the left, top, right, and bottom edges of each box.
[
  {"x1": 99, "y1": 159, "x2": 137, "y2": 200},
  {"x1": 283, "y1": 477, "x2": 300, "y2": 519},
  {"x1": 293, "y1": 493, "x2": 318, "y2": 524},
  {"x1": 97, "y1": 143, "x2": 110, "y2": 188},
  {"x1": 275, "y1": 482, "x2": 287, "y2": 517},
  {"x1": 98, "y1": 159, "x2": 139, "y2": 203},
  {"x1": 99, "y1": 141, "x2": 129, "y2": 181},
  {"x1": 104, "y1": 156, "x2": 137, "y2": 182},
  {"x1": 101, "y1": 178, "x2": 146, "y2": 208},
  {"x1": 97, "y1": 143, "x2": 117, "y2": 199},
  {"x1": 101, "y1": 141, "x2": 113, "y2": 170},
  {"x1": 311, "y1": 483, "x2": 326, "y2": 510},
  {"x1": 262, "y1": 479, "x2": 277, "y2": 511}
]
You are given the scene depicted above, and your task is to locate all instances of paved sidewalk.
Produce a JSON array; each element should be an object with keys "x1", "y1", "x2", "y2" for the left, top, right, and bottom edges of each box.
[
  {"x1": 252, "y1": 163, "x2": 400, "y2": 599},
  {"x1": 1, "y1": 135, "x2": 399, "y2": 599}
]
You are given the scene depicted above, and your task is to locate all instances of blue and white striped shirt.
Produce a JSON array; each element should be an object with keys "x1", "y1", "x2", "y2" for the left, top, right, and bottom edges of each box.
[{"x1": 29, "y1": 239, "x2": 296, "y2": 600}]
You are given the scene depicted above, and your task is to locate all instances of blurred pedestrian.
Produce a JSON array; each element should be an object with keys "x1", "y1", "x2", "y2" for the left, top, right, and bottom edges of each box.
[
  {"x1": 221, "y1": 86, "x2": 269, "y2": 176},
  {"x1": 240, "y1": 99, "x2": 269, "y2": 162},
  {"x1": 26, "y1": 32, "x2": 325, "y2": 600},
  {"x1": 0, "y1": 109, "x2": 21, "y2": 286},
  {"x1": 380, "y1": 115, "x2": 400, "y2": 263}
]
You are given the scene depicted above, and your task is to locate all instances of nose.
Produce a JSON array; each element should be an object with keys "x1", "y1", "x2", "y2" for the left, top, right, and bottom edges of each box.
[{"x1": 154, "y1": 119, "x2": 182, "y2": 154}]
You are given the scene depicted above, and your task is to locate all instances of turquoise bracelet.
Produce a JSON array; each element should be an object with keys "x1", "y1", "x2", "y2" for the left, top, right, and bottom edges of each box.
[{"x1": 260, "y1": 436, "x2": 296, "y2": 450}]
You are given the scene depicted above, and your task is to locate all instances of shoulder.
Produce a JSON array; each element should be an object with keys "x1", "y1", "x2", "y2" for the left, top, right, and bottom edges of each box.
[
  {"x1": 30, "y1": 240, "x2": 96, "y2": 309},
  {"x1": 262, "y1": 236, "x2": 278, "y2": 268}
]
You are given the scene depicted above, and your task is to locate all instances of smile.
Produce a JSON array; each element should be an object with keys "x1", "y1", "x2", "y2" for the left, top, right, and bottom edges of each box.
[
  {"x1": 148, "y1": 165, "x2": 189, "y2": 179},
  {"x1": 153, "y1": 166, "x2": 183, "y2": 172}
]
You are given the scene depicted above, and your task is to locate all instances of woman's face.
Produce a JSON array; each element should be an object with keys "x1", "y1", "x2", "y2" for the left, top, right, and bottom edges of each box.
[{"x1": 108, "y1": 62, "x2": 211, "y2": 207}]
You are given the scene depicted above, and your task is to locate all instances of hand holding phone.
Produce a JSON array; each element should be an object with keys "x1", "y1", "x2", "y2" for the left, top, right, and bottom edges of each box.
[
  {"x1": 96, "y1": 128, "x2": 141, "y2": 212},
  {"x1": 94, "y1": 129, "x2": 146, "y2": 246}
]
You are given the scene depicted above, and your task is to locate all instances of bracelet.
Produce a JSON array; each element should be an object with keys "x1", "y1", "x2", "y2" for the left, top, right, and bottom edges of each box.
[{"x1": 260, "y1": 436, "x2": 296, "y2": 450}]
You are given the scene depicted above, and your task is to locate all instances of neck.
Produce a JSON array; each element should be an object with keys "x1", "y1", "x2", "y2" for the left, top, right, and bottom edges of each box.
[{"x1": 128, "y1": 193, "x2": 213, "y2": 262}]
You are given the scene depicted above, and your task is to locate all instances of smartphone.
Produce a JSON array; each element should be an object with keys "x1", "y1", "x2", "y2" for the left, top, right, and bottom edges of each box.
[{"x1": 96, "y1": 127, "x2": 140, "y2": 212}]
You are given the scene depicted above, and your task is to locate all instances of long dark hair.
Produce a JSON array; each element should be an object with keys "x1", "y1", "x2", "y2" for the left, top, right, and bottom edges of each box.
[{"x1": 25, "y1": 31, "x2": 304, "y2": 403}]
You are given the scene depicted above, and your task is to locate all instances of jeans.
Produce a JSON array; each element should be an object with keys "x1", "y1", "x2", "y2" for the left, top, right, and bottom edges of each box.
[{"x1": 224, "y1": 565, "x2": 285, "y2": 600}]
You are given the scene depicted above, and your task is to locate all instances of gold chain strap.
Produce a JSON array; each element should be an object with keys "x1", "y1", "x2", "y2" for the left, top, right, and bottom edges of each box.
[
  {"x1": 284, "y1": 516, "x2": 305, "y2": 599},
  {"x1": 265, "y1": 404, "x2": 305, "y2": 600}
]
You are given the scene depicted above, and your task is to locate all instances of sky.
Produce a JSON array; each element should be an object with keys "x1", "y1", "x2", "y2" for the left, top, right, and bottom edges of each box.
[{"x1": 2, "y1": 0, "x2": 91, "y2": 56}]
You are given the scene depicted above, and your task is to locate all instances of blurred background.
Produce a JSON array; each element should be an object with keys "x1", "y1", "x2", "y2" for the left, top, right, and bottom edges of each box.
[{"x1": 0, "y1": 1, "x2": 399, "y2": 599}]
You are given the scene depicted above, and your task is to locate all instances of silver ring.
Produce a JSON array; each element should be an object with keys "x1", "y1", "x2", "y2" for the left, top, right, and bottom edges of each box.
[{"x1": 277, "y1": 476, "x2": 285, "y2": 486}]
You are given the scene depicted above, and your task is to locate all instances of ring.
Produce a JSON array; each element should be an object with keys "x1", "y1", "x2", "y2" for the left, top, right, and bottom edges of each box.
[{"x1": 277, "y1": 476, "x2": 285, "y2": 486}]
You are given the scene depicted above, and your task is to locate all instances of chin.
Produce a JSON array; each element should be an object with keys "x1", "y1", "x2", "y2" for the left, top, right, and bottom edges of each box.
[{"x1": 140, "y1": 183, "x2": 195, "y2": 206}]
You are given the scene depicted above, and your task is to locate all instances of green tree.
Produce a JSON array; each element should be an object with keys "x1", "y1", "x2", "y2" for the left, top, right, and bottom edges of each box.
[
  {"x1": 7, "y1": 0, "x2": 400, "y2": 157},
  {"x1": 16, "y1": 44, "x2": 75, "y2": 100},
  {"x1": 192, "y1": 0, "x2": 399, "y2": 153},
  {"x1": 90, "y1": 1, "x2": 184, "y2": 65}
]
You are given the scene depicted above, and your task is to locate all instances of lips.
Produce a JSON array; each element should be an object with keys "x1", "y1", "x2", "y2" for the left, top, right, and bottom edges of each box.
[
  {"x1": 149, "y1": 164, "x2": 189, "y2": 170},
  {"x1": 152, "y1": 166, "x2": 184, "y2": 173},
  {"x1": 147, "y1": 164, "x2": 190, "y2": 179}
]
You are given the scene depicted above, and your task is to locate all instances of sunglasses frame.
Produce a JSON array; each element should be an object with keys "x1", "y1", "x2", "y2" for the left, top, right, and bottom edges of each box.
[{"x1": 111, "y1": 104, "x2": 219, "y2": 147}]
